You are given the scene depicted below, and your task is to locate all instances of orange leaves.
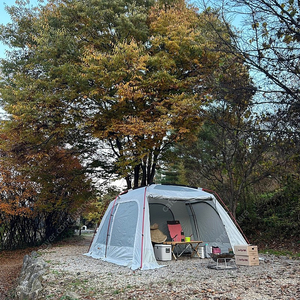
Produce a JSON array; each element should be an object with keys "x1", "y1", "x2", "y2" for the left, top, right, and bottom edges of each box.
[
  {"x1": 0, "y1": 202, "x2": 32, "y2": 218},
  {"x1": 0, "y1": 162, "x2": 36, "y2": 218},
  {"x1": 117, "y1": 82, "x2": 145, "y2": 102},
  {"x1": 107, "y1": 115, "x2": 171, "y2": 137}
]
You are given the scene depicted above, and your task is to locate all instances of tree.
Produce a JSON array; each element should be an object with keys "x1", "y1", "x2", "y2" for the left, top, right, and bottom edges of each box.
[
  {"x1": 0, "y1": 130, "x2": 94, "y2": 249},
  {"x1": 156, "y1": 43, "x2": 276, "y2": 217},
  {"x1": 205, "y1": 0, "x2": 300, "y2": 130},
  {"x1": 0, "y1": 147, "x2": 37, "y2": 249},
  {"x1": 0, "y1": 0, "x2": 251, "y2": 189},
  {"x1": 80, "y1": 1, "x2": 257, "y2": 188},
  {"x1": 185, "y1": 0, "x2": 300, "y2": 218},
  {"x1": 0, "y1": 0, "x2": 156, "y2": 182},
  {"x1": 162, "y1": 100, "x2": 284, "y2": 217}
]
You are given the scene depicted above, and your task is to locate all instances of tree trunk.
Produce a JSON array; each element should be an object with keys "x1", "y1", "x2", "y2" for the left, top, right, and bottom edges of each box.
[
  {"x1": 141, "y1": 163, "x2": 147, "y2": 186},
  {"x1": 133, "y1": 164, "x2": 140, "y2": 189},
  {"x1": 125, "y1": 175, "x2": 132, "y2": 190}
]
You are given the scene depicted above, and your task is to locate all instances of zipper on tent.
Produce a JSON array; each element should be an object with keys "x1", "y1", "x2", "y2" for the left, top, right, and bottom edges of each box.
[{"x1": 202, "y1": 188, "x2": 250, "y2": 244}]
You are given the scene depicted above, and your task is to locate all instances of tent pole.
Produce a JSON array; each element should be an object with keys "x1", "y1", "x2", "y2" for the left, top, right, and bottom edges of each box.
[
  {"x1": 202, "y1": 188, "x2": 250, "y2": 244},
  {"x1": 140, "y1": 186, "x2": 148, "y2": 269},
  {"x1": 87, "y1": 221, "x2": 100, "y2": 253}
]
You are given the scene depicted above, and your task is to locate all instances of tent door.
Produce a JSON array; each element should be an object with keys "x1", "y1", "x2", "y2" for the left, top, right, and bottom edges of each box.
[
  {"x1": 186, "y1": 201, "x2": 231, "y2": 252},
  {"x1": 186, "y1": 203, "x2": 201, "y2": 241}
]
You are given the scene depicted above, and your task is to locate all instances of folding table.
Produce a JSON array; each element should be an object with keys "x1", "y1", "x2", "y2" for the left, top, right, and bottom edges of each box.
[{"x1": 163, "y1": 240, "x2": 203, "y2": 260}]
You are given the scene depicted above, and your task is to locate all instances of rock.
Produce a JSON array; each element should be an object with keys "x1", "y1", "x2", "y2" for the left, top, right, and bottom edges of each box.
[
  {"x1": 66, "y1": 291, "x2": 81, "y2": 299},
  {"x1": 15, "y1": 251, "x2": 49, "y2": 300}
]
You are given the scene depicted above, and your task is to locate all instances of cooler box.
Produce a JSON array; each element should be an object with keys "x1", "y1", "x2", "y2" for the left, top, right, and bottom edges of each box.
[{"x1": 154, "y1": 244, "x2": 172, "y2": 261}]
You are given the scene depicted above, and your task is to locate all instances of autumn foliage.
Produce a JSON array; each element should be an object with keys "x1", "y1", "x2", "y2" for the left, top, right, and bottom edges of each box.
[
  {"x1": 0, "y1": 0, "x2": 254, "y2": 249},
  {"x1": 0, "y1": 133, "x2": 93, "y2": 249}
]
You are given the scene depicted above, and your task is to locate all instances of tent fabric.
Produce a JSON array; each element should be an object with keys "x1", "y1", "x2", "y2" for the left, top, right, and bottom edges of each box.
[{"x1": 85, "y1": 184, "x2": 248, "y2": 270}]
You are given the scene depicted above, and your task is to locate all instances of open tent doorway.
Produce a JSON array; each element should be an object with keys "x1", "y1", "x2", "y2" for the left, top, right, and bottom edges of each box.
[{"x1": 149, "y1": 203, "x2": 175, "y2": 241}]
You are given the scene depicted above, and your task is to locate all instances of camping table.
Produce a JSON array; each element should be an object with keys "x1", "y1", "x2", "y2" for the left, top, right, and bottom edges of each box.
[{"x1": 163, "y1": 241, "x2": 203, "y2": 260}]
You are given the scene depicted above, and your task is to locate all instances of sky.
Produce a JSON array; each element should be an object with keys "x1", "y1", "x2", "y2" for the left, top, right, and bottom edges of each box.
[
  {"x1": 0, "y1": 0, "x2": 41, "y2": 58},
  {"x1": 0, "y1": 0, "x2": 17, "y2": 58}
]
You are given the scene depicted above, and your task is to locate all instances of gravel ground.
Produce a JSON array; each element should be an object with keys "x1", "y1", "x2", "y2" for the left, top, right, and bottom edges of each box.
[{"x1": 37, "y1": 235, "x2": 300, "y2": 300}]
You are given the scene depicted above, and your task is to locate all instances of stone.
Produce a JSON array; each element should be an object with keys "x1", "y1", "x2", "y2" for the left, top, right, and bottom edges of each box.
[{"x1": 15, "y1": 251, "x2": 49, "y2": 300}]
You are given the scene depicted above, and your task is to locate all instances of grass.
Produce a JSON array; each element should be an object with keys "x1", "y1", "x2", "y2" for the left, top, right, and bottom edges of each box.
[{"x1": 260, "y1": 248, "x2": 300, "y2": 258}]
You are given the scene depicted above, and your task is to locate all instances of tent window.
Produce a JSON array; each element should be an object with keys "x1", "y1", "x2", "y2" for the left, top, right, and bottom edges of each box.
[
  {"x1": 110, "y1": 201, "x2": 138, "y2": 247},
  {"x1": 96, "y1": 204, "x2": 117, "y2": 245}
]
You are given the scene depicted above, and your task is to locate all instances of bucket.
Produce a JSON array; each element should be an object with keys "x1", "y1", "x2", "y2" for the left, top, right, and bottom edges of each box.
[
  {"x1": 198, "y1": 246, "x2": 205, "y2": 258},
  {"x1": 185, "y1": 237, "x2": 191, "y2": 242}
]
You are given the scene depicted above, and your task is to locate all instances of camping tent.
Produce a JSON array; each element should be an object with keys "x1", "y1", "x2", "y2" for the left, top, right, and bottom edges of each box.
[{"x1": 85, "y1": 184, "x2": 248, "y2": 270}]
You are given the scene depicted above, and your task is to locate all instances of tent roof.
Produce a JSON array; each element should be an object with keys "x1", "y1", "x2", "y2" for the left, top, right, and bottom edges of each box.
[{"x1": 120, "y1": 184, "x2": 214, "y2": 202}]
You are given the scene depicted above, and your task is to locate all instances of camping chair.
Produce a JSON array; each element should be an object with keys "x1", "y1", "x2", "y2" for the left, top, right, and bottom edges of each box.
[
  {"x1": 166, "y1": 220, "x2": 190, "y2": 259},
  {"x1": 165, "y1": 220, "x2": 203, "y2": 260},
  {"x1": 167, "y1": 220, "x2": 184, "y2": 242}
]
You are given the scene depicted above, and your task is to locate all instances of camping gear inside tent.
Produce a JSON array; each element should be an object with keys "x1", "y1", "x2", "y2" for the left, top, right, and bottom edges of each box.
[
  {"x1": 150, "y1": 223, "x2": 167, "y2": 244},
  {"x1": 167, "y1": 220, "x2": 185, "y2": 242},
  {"x1": 85, "y1": 184, "x2": 248, "y2": 270}
]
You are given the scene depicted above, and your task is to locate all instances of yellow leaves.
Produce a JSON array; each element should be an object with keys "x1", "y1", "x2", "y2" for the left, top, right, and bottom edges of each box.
[
  {"x1": 82, "y1": 3, "x2": 224, "y2": 166},
  {"x1": 283, "y1": 34, "x2": 293, "y2": 44},
  {"x1": 149, "y1": 2, "x2": 201, "y2": 58},
  {"x1": 85, "y1": 40, "x2": 147, "y2": 70},
  {"x1": 105, "y1": 114, "x2": 171, "y2": 138},
  {"x1": 118, "y1": 82, "x2": 144, "y2": 101},
  {"x1": 83, "y1": 40, "x2": 149, "y2": 97}
]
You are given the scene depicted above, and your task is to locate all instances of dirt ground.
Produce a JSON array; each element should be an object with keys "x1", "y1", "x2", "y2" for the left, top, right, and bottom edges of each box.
[
  {"x1": 0, "y1": 247, "x2": 37, "y2": 300},
  {"x1": 0, "y1": 236, "x2": 91, "y2": 300},
  {"x1": 1, "y1": 235, "x2": 299, "y2": 300}
]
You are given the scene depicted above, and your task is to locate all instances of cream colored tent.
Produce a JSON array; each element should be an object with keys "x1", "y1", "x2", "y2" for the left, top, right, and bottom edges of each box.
[{"x1": 85, "y1": 184, "x2": 248, "y2": 270}]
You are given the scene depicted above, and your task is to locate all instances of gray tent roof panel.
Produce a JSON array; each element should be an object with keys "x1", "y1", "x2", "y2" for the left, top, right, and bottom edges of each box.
[{"x1": 147, "y1": 184, "x2": 214, "y2": 202}]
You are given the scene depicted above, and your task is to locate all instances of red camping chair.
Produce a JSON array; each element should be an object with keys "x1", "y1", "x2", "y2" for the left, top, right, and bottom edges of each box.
[
  {"x1": 167, "y1": 220, "x2": 185, "y2": 242},
  {"x1": 166, "y1": 220, "x2": 202, "y2": 260}
]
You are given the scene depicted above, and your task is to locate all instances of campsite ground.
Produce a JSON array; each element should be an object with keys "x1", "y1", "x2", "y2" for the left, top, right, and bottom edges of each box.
[
  {"x1": 0, "y1": 246, "x2": 40, "y2": 300},
  {"x1": 1, "y1": 234, "x2": 300, "y2": 300}
]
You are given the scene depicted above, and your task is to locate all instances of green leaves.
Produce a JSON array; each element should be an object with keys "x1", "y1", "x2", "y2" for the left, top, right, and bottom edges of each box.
[{"x1": 0, "y1": 0, "x2": 252, "y2": 190}]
